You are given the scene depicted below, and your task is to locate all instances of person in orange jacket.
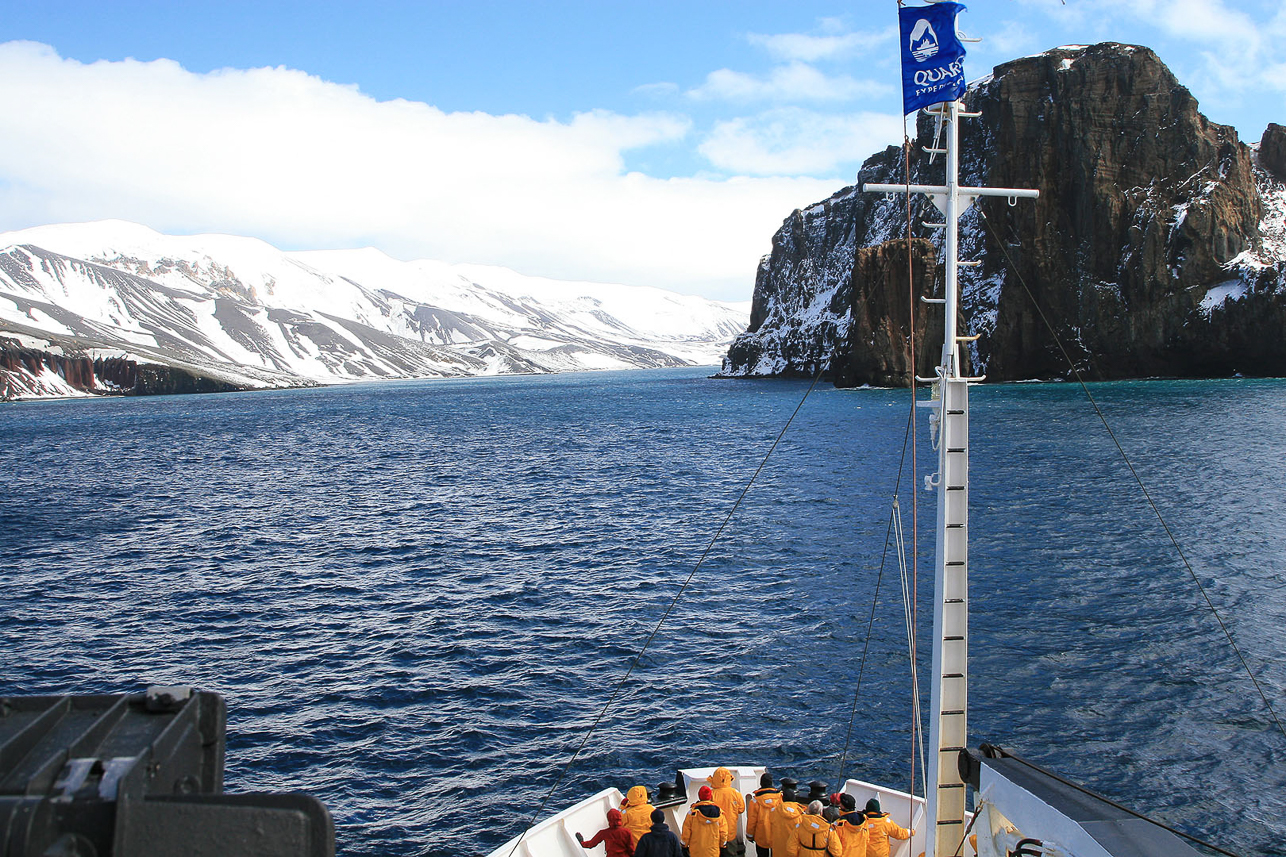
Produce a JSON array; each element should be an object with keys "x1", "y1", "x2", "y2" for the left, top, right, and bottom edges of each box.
[
  {"x1": 682, "y1": 785, "x2": 731, "y2": 857},
  {"x1": 859, "y1": 799, "x2": 912, "y2": 857},
  {"x1": 825, "y1": 796, "x2": 868, "y2": 857},
  {"x1": 620, "y1": 785, "x2": 656, "y2": 848},
  {"x1": 786, "y1": 801, "x2": 831, "y2": 857},
  {"x1": 745, "y1": 773, "x2": 782, "y2": 857},
  {"x1": 706, "y1": 767, "x2": 746, "y2": 850},
  {"x1": 769, "y1": 779, "x2": 805, "y2": 857},
  {"x1": 577, "y1": 808, "x2": 636, "y2": 857}
]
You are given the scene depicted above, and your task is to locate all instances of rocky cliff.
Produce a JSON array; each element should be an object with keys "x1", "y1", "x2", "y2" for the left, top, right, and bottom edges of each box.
[
  {"x1": 721, "y1": 43, "x2": 1286, "y2": 385},
  {"x1": 0, "y1": 335, "x2": 249, "y2": 401}
]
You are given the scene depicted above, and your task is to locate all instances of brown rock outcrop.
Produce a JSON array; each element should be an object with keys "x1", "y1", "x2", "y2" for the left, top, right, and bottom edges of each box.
[
  {"x1": 831, "y1": 238, "x2": 950, "y2": 387},
  {"x1": 0, "y1": 338, "x2": 245, "y2": 400},
  {"x1": 1260, "y1": 123, "x2": 1286, "y2": 182},
  {"x1": 721, "y1": 43, "x2": 1286, "y2": 385}
]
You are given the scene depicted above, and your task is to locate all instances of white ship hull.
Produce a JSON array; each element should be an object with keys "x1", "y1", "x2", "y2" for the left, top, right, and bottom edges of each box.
[{"x1": 487, "y1": 767, "x2": 947, "y2": 857}]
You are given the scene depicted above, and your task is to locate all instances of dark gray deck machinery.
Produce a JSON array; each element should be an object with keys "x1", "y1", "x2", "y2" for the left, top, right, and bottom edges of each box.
[{"x1": 0, "y1": 687, "x2": 333, "y2": 857}]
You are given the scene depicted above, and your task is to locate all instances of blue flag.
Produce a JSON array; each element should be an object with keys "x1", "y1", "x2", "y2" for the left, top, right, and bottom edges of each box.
[{"x1": 899, "y1": 2, "x2": 967, "y2": 115}]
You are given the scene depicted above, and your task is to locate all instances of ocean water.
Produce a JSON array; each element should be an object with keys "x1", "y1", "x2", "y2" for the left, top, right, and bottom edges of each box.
[{"x1": 1, "y1": 367, "x2": 1283, "y2": 857}]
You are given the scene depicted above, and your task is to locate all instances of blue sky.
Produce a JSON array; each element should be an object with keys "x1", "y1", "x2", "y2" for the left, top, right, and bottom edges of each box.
[{"x1": 2, "y1": 1, "x2": 1284, "y2": 300}]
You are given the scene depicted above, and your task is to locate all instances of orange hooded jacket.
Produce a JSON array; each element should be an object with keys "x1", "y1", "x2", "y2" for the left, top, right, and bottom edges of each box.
[
  {"x1": 786, "y1": 812, "x2": 830, "y2": 857},
  {"x1": 825, "y1": 812, "x2": 869, "y2": 857},
  {"x1": 620, "y1": 786, "x2": 656, "y2": 848},
  {"x1": 681, "y1": 799, "x2": 730, "y2": 857},
  {"x1": 860, "y1": 813, "x2": 910, "y2": 857},
  {"x1": 769, "y1": 799, "x2": 804, "y2": 856},
  {"x1": 706, "y1": 768, "x2": 746, "y2": 837},
  {"x1": 746, "y1": 786, "x2": 781, "y2": 844}
]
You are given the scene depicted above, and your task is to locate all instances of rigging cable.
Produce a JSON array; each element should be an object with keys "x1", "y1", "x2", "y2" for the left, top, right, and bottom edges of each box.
[
  {"x1": 903, "y1": 130, "x2": 924, "y2": 817},
  {"x1": 835, "y1": 133, "x2": 929, "y2": 819},
  {"x1": 504, "y1": 364, "x2": 829, "y2": 856},
  {"x1": 834, "y1": 405, "x2": 916, "y2": 784},
  {"x1": 974, "y1": 204, "x2": 1286, "y2": 744},
  {"x1": 893, "y1": 498, "x2": 928, "y2": 786}
]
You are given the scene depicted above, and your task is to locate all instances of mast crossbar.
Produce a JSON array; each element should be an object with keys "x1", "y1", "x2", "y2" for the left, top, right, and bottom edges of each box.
[
  {"x1": 863, "y1": 183, "x2": 1039, "y2": 199},
  {"x1": 859, "y1": 90, "x2": 1037, "y2": 857}
]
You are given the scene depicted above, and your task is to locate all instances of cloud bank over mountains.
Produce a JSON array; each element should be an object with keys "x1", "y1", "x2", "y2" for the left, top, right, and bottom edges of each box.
[
  {"x1": 0, "y1": 1, "x2": 1281, "y2": 303},
  {"x1": 0, "y1": 41, "x2": 858, "y2": 302}
]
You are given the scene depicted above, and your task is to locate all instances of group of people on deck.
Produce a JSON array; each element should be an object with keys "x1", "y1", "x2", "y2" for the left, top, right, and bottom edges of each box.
[{"x1": 576, "y1": 768, "x2": 914, "y2": 857}]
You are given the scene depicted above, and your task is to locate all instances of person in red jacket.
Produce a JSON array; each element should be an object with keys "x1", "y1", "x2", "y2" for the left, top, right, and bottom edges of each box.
[{"x1": 577, "y1": 808, "x2": 636, "y2": 857}]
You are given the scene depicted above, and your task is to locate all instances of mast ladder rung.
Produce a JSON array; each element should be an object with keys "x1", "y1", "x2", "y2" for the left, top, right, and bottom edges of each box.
[
  {"x1": 920, "y1": 296, "x2": 945, "y2": 304},
  {"x1": 956, "y1": 334, "x2": 981, "y2": 342},
  {"x1": 946, "y1": 485, "x2": 964, "y2": 491},
  {"x1": 944, "y1": 598, "x2": 964, "y2": 604},
  {"x1": 923, "y1": 221, "x2": 947, "y2": 229},
  {"x1": 946, "y1": 561, "x2": 964, "y2": 566},
  {"x1": 941, "y1": 710, "x2": 964, "y2": 716},
  {"x1": 958, "y1": 260, "x2": 981, "y2": 267},
  {"x1": 959, "y1": 109, "x2": 982, "y2": 117},
  {"x1": 946, "y1": 523, "x2": 963, "y2": 529},
  {"x1": 936, "y1": 819, "x2": 965, "y2": 826},
  {"x1": 943, "y1": 675, "x2": 964, "y2": 680},
  {"x1": 946, "y1": 409, "x2": 965, "y2": 415},
  {"x1": 937, "y1": 783, "x2": 966, "y2": 789},
  {"x1": 947, "y1": 448, "x2": 965, "y2": 453},
  {"x1": 940, "y1": 746, "x2": 966, "y2": 752},
  {"x1": 923, "y1": 146, "x2": 948, "y2": 154}
]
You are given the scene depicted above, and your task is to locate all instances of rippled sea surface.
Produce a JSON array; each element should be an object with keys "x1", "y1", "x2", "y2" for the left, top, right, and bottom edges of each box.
[{"x1": 2, "y1": 368, "x2": 1284, "y2": 856}]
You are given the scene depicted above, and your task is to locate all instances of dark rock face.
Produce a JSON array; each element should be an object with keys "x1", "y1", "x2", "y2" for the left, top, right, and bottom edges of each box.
[
  {"x1": 0, "y1": 339, "x2": 246, "y2": 400},
  {"x1": 1261, "y1": 123, "x2": 1286, "y2": 182},
  {"x1": 831, "y1": 238, "x2": 950, "y2": 387},
  {"x1": 721, "y1": 44, "x2": 1286, "y2": 385}
]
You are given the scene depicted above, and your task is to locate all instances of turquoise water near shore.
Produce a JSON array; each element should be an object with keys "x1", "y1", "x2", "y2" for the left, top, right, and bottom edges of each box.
[{"x1": 2, "y1": 369, "x2": 1283, "y2": 856}]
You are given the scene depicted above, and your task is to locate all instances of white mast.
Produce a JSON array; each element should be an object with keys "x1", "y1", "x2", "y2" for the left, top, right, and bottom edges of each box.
[{"x1": 863, "y1": 48, "x2": 1037, "y2": 857}]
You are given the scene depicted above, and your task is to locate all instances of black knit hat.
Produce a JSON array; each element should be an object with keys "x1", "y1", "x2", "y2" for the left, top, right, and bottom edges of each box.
[
  {"x1": 865, "y1": 798, "x2": 881, "y2": 814},
  {"x1": 840, "y1": 794, "x2": 857, "y2": 811},
  {"x1": 760, "y1": 772, "x2": 773, "y2": 788}
]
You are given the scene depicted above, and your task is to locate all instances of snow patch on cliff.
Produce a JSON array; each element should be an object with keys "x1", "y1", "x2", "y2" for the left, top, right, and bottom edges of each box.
[{"x1": 1200, "y1": 280, "x2": 1250, "y2": 315}]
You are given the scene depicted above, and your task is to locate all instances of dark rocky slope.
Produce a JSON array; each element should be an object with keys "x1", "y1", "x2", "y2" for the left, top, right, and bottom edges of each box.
[
  {"x1": 721, "y1": 43, "x2": 1286, "y2": 385},
  {"x1": 1, "y1": 336, "x2": 249, "y2": 401}
]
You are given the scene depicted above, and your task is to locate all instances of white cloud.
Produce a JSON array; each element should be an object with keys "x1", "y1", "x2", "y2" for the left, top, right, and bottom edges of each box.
[
  {"x1": 699, "y1": 108, "x2": 905, "y2": 177},
  {"x1": 0, "y1": 41, "x2": 845, "y2": 300},
  {"x1": 1134, "y1": 0, "x2": 1259, "y2": 46},
  {"x1": 979, "y1": 22, "x2": 1038, "y2": 58},
  {"x1": 746, "y1": 27, "x2": 894, "y2": 63},
  {"x1": 1033, "y1": 0, "x2": 1286, "y2": 93},
  {"x1": 688, "y1": 61, "x2": 891, "y2": 103}
]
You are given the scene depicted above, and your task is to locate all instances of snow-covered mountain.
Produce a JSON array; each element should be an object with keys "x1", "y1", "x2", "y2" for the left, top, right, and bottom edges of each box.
[{"x1": 0, "y1": 221, "x2": 750, "y2": 399}]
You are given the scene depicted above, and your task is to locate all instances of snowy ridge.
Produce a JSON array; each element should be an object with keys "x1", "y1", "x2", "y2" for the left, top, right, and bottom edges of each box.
[{"x1": 0, "y1": 221, "x2": 749, "y2": 397}]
